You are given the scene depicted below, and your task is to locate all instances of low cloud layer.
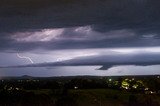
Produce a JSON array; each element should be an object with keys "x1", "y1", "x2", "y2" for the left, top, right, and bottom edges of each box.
[{"x1": 6, "y1": 52, "x2": 160, "y2": 70}]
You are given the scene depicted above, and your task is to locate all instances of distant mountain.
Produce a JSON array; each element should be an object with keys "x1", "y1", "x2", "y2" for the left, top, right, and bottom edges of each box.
[
  {"x1": 0, "y1": 75, "x2": 34, "y2": 80},
  {"x1": 0, "y1": 75, "x2": 159, "y2": 80},
  {"x1": 20, "y1": 75, "x2": 33, "y2": 79}
]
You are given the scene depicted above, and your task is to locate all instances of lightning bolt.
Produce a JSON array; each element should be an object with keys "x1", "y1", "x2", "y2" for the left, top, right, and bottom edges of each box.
[{"x1": 16, "y1": 53, "x2": 34, "y2": 64}]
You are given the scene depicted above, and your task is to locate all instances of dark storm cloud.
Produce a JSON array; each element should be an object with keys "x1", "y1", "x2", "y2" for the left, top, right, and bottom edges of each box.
[
  {"x1": 1, "y1": 0, "x2": 160, "y2": 51},
  {"x1": 0, "y1": 0, "x2": 159, "y2": 32}
]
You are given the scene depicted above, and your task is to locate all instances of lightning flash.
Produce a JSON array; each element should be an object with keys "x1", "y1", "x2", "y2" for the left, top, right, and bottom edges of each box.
[{"x1": 17, "y1": 53, "x2": 34, "y2": 64}]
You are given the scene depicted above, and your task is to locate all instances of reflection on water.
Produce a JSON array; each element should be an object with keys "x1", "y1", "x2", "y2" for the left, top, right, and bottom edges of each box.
[{"x1": 0, "y1": 65, "x2": 160, "y2": 77}]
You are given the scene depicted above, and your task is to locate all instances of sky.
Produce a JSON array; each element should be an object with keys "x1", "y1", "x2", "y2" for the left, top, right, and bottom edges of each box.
[{"x1": 0, "y1": 0, "x2": 160, "y2": 76}]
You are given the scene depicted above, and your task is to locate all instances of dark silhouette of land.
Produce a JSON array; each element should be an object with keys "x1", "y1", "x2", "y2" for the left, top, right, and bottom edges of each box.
[{"x1": 0, "y1": 75, "x2": 160, "y2": 106}]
